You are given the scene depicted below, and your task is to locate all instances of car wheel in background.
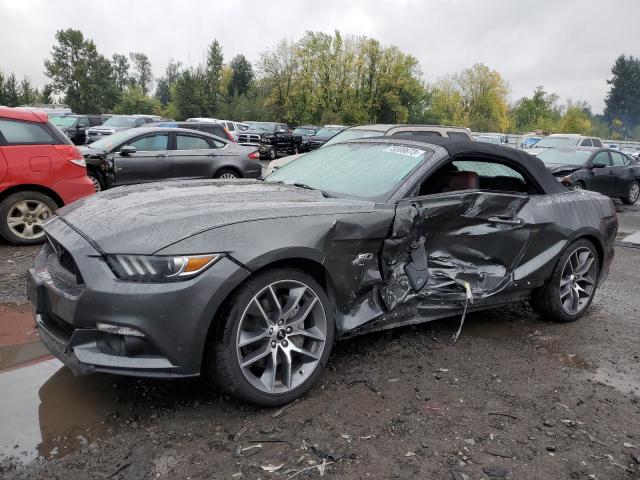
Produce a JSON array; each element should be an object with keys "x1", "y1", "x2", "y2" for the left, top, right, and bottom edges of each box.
[
  {"x1": 0, "y1": 191, "x2": 57, "y2": 245},
  {"x1": 214, "y1": 169, "x2": 240, "y2": 179},
  {"x1": 88, "y1": 172, "x2": 103, "y2": 192},
  {"x1": 291, "y1": 144, "x2": 299, "y2": 155},
  {"x1": 621, "y1": 181, "x2": 640, "y2": 205},
  {"x1": 571, "y1": 182, "x2": 585, "y2": 191},
  {"x1": 532, "y1": 238, "x2": 599, "y2": 323},
  {"x1": 269, "y1": 146, "x2": 277, "y2": 161},
  {"x1": 207, "y1": 268, "x2": 334, "y2": 406}
]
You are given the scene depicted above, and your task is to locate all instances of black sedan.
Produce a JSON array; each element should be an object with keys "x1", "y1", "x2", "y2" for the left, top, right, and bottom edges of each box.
[
  {"x1": 80, "y1": 127, "x2": 262, "y2": 191},
  {"x1": 30, "y1": 138, "x2": 616, "y2": 406},
  {"x1": 538, "y1": 147, "x2": 640, "y2": 204},
  {"x1": 299, "y1": 125, "x2": 346, "y2": 152}
]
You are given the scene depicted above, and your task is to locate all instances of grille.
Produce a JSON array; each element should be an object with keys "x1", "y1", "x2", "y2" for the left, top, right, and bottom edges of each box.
[
  {"x1": 238, "y1": 133, "x2": 261, "y2": 144},
  {"x1": 47, "y1": 235, "x2": 84, "y2": 286}
]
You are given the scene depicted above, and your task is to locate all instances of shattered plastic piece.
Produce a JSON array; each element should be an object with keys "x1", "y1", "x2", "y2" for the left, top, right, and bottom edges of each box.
[
  {"x1": 234, "y1": 426, "x2": 249, "y2": 442},
  {"x1": 261, "y1": 464, "x2": 284, "y2": 473},
  {"x1": 272, "y1": 398, "x2": 300, "y2": 418}
]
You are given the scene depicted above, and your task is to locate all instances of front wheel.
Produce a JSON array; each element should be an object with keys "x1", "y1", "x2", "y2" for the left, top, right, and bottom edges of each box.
[
  {"x1": 571, "y1": 182, "x2": 585, "y2": 191},
  {"x1": 269, "y1": 146, "x2": 277, "y2": 161},
  {"x1": 214, "y1": 169, "x2": 240, "y2": 179},
  {"x1": 88, "y1": 172, "x2": 103, "y2": 192},
  {"x1": 207, "y1": 268, "x2": 334, "y2": 406},
  {"x1": 621, "y1": 181, "x2": 640, "y2": 205},
  {"x1": 532, "y1": 239, "x2": 599, "y2": 322},
  {"x1": 291, "y1": 144, "x2": 299, "y2": 155}
]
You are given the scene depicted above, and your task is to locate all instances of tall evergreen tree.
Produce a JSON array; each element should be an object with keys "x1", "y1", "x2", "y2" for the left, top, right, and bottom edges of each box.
[
  {"x1": 604, "y1": 55, "x2": 640, "y2": 137},
  {"x1": 129, "y1": 52, "x2": 153, "y2": 96}
]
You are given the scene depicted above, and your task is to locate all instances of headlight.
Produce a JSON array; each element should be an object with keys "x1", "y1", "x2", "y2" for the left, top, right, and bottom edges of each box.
[{"x1": 106, "y1": 254, "x2": 221, "y2": 282}]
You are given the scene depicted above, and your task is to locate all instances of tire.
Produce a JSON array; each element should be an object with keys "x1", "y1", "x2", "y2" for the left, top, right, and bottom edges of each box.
[
  {"x1": 291, "y1": 144, "x2": 299, "y2": 155},
  {"x1": 571, "y1": 181, "x2": 585, "y2": 191},
  {"x1": 532, "y1": 239, "x2": 600, "y2": 322},
  {"x1": 214, "y1": 169, "x2": 240, "y2": 179},
  {"x1": 621, "y1": 181, "x2": 640, "y2": 205},
  {"x1": 269, "y1": 146, "x2": 277, "y2": 161},
  {"x1": 207, "y1": 268, "x2": 334, "y2": 406},
  {"x1": 88, "y1": 172, "x2": 103, "y2": 192},
  {"x1": 0, "y1": 191, "x2": 57, "y2": 245}
]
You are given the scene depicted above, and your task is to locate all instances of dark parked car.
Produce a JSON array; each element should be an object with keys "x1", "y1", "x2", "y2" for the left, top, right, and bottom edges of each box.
[
  {"x1": 238, "y1": 121, "x2": 299, "y2": 159},
  {"x1": 85, "y1": 115, "x2": 159, "y2": 144},
  {"x1": 30, "y1": 137, "x2": 616, "y2": 406},
  {"x1": 79, "y1": 127, "x2": 261, "y2": 191},
  {"x1": 538, "y1": 147, "x2": 640, "y2": 204},
  {"x1": 299, "y1": 126, "x2": 346, "y2": 152},
  {"x1": 49, "y1": 114, "x2": 104, "y2": 145},
  {"x1": 153, "y1": 121, "x2": 235, "y2": 142}
]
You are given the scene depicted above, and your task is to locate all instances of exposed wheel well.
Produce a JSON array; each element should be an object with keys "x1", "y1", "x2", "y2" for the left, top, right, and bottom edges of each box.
[{"x1": 0, "y1": 184, "x2": 64, "y2": 207}]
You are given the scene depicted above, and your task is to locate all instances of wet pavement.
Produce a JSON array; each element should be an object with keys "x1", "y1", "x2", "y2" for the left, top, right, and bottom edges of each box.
[{"x1": 0, "y1": 204, "x2": 639, "y2": 478}]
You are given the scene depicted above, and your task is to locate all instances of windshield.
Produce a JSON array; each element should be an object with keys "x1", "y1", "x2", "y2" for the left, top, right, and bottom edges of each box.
[
  {"x1": 294, "y1": 127, "x2": 316, "y2": 135},
  {"x1": 87, "y1": 130, "x2": 136, "y2": 151},
  {"x1": 314, "y1": 128, "x2": 342, "y2": 138},
  {"x1": 534, "y1": 136, "x2": 580, "y2": 148},
  {"x1": 266, "y1": 142, "x2": 430, "y2": 200},
  {"x1": 323, "y1": 128, "x2": 382, "y2": 147},
  {"x1": 103, "y1": 116, "x2": 136, "y2": 128},
  {"x1": 244, "y1": 122, "x2": 277, "y2": 132},
  {"x1": 476, "y1": 136, "x2": 501, "y2": 144},
  {"x1": 50, "y1": 116, "x2": 78, "y2": 127},
  {"x1": 537, "y1": 149, "x2": 592, "y2": 166}
]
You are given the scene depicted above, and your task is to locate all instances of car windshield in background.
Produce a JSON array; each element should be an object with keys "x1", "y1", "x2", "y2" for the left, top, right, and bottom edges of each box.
[
  {"x1": 314, "y1": 128, "x2": 342, "y2": 137},
  {"x1": 534, "y1": 137, "x2": 581, "y2": 148},
  {"x1": 244, "y1": 122, "x2": 277, "y2": 132},
  {"x1": 476, "y1": 136, "x2": 501, "y2": 144},
  {"x1": 266, "y1": 142, "x2": 430, "y2": 200},
  {"x1": 537, "y1": 149, "x2": 593, "y2": 166},
  {"x1": 87, "y1": 130, "x2": 135, "y2": 151},
  {"x1": 323, "y1": 128, "x2": 382, "y2": 147},
  {"x1": 103, "y1": 116, "x2": 136, "y2": 128},
  {"x1": 294, "y1": 128, "x2": 316, "y2": 135},
  {"x1": 50, "y1": 116, "x2": 77, "y2": 127}
]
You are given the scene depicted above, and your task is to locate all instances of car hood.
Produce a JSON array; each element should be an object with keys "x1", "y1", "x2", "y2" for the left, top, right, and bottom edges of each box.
[
  {"x1": 544, "y1": 163, "x2": 581, "y2": 175},
  {"x1": 53, "y1": 180, "x2": 375, "y2": 254},
  {"x1": 525, "y1": 147, "x2": 548, "y2": 156},
  {"x1": 89, "y1": 126, "x2": 129, "y2": 132},
  {"x1": 78, "y1": 145, "x2": 107, "y2": 157}
]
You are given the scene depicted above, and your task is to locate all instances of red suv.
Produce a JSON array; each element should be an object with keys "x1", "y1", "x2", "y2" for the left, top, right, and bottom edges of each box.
[{"x1": 0, "y1": 107, "x2": 95, "y2": 245}]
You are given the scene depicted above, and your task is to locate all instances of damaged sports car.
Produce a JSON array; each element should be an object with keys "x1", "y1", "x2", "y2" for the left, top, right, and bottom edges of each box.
[{"x1": 29, "y1": 138, "x2": 617, "y2": 405}]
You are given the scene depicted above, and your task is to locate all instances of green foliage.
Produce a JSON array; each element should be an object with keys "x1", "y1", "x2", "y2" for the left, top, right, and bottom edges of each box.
[
  {"x1": 111, "y1": 53, "x2": 132, "y2": 93},
  {"x1": 154, "y1": 60, "x2": 182, "y2": 106},
  {"x1": 510, "y1": 86, "x2": 561, "y2": 133},
  {"x1": 129, "y1": 52, "x2": 153, "y2": 96},
  {"x1": 229, "y1": 54, "x2": 254, "y2": 97},
  {"x1": 113, "y1": 85, "x2": 160, "y2": 115},
  {"x1": 604, "y1": 55, "x2": 640, "y2": 137},
  {"x1": 44, "y1": 29, "x2": 118, "y2": 112},
  {"x1": 4, "y1": 73, "x2": 19, "y2": 107},
  {"x1": 558, "y1": 106, "x2": 592, "y2": 134}
]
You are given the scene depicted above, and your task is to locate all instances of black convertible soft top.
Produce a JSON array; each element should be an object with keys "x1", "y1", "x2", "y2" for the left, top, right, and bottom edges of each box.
[{"x1": 365, "y1": 136, "x2": 568, "y2": 195}]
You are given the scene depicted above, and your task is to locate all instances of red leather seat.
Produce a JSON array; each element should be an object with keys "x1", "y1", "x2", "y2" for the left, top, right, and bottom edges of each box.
[{"x1": 441, "y1": 171, "x2": 479, "y2": 192}]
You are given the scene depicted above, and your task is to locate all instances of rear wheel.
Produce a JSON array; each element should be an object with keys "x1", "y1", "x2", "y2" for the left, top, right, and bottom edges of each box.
[
  {"x1": 88, "y1": 172, "x2": 103, "y2": 192},
  {"x1": 291, "y1": 144, "x2": 299, "y2": 155},
  {"x1": 214, "y1": 169, "x2": 240, "y2": 179},
  {"x1": 621, "y1": 181, "x2": 640, "y2": 205},
  {"x1": 269, "y1": 146, "x2": 277, "y2": 161},
  {"x1": 207, "y1": 268, "x2": 334, "y2": 406},
  {"x1": 532, "y1": 239, "x2": 599, "y2": 322},
  {"x1": 0, "y1": 191, "x2": 57, "y2": 245}
]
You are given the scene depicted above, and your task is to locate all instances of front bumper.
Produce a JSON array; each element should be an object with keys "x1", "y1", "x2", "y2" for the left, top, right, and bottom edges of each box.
[{"x1": 29, "y1": 217, "x2": 251, "y2": 377}]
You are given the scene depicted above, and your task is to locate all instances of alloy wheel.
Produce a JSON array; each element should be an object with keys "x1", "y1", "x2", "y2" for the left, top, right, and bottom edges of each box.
[
  {"x1": 218, "y1": 172, "x2": 238, "y2": 179},
  {"x1": 572, "y1": 183, "x2": 584, "y2": 191},
  {"x1": 6, "y1": 200, "x2": 52, "y2": 240},
  {"x1": 236, "y1": 280, "x2": 327, "y2": 394},
  {"x1": 629, "y1": 182, "x2": 640, "y2": 203},
  {"x1": 559, "y1": 247, "x2": 597, "y2": 315},
  {"x1": 89, "y1": 175, "x2": 102, "y2": 192}
]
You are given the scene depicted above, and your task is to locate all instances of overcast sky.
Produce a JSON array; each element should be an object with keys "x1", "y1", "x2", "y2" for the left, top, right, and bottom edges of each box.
[{"x1": 1, "y1": 0, "x2": 639, "y2": 113}]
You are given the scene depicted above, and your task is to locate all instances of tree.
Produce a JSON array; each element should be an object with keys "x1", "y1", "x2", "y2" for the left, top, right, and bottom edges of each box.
[
  {"x1": 40, "y1": 84, "x2": 53, "y2": 104},
  {"x1": 4, "y1": 73, "x2": 19, "y2": 107},
  {"x1": 559, "y1": 105, "x2": 592, "y2": 134},
  {"x1": 111, "y1": 53, "x2": 132, "y2": 93},
  {"x1": 0, "y1": 71, "x2": 5, "y2": 106},
  {"x1": 172, "y1": 67, "x2": 209, "y2": 120},
  {"x1": 604, "y1": 55, "x2": 640, "y2": 137},
  {"x1": 129, "y1": 52, "x2": 153, "y2": 96},
  {"x1": 114, "y1": 85, "x2": 160, "y2": 115},
  {"x1": 510, "y1": 86, "x2": 561, "y2": 133},
  {"x1": 155, "y1": 60, "x2": 182, "y2": 106},
  {"x1": 204, "y1": 40, "x2": 224, "y2": 115},
  {"x1": 44, "y1": 29, "x2": 117, "y2": 112},
  {"x1": 229, "y1": 54, "x2": 254, "y2": 97}
]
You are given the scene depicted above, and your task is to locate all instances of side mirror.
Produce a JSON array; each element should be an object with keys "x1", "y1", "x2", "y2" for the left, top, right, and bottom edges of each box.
[{"x1": 120, "y1": 145, "x2": 137, "y2": 155}]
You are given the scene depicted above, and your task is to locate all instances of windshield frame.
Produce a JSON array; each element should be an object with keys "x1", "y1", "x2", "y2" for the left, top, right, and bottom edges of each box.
[
  {"x1": 265, "y1": 140, "x2": 431, "y2": 202},
  {"x1": 102, "y1": 116, "x2": 137, "y2": 128}
]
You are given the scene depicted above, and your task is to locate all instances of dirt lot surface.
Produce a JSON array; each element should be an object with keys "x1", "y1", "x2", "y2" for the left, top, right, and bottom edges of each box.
[{"x1": 1, "y1": 204, "x2": 640, "y2": 480}]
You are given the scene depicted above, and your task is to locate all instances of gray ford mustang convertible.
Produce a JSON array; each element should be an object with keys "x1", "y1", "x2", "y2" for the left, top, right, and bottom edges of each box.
[{"x1": 29, "y1": 137, "x2": 617, "y2": 405}]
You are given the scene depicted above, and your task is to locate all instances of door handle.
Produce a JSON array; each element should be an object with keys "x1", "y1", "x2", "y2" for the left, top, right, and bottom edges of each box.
[{"x1": 488, "y1": 216, "x2": 524, "y2": 226}]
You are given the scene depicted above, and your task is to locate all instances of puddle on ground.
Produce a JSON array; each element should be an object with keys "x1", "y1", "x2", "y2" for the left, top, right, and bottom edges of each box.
[{"x1": 592, "y1": 366, "x2": 640, "y2": 396}]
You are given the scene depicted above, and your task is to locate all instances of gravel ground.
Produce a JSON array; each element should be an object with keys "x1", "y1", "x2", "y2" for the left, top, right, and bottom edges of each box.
[{"x1": 1, "y1": 205, "x2": 639, "y2": 479}]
